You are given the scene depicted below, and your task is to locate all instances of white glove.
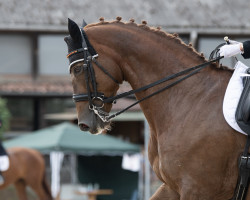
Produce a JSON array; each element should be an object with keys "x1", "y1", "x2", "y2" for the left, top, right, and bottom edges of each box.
[
  {"x1": 228, "y1": 39, "x2": 241, "y2": 45},
  {"x1": 219, "y1": 43, "x2": 242, "y2": 58}
]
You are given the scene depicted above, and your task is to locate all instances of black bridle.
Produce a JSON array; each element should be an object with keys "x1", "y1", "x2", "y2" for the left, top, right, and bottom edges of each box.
[{"x1": 67, "y1": 26, "x2": 224, "y2": 122}]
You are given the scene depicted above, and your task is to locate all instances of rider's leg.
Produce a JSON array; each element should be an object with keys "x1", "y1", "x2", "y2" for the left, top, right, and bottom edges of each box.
[{"x1": 0, "y1": 170, "x2": 4, "y2": 185}]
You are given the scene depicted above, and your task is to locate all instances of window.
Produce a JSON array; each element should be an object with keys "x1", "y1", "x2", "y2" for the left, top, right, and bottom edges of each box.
[
  {"x1": 38, "y1": 35, "x2": 69, "y2": 75},
  {"x1": 44, "y1": 98, "x2": 74, "y2": 114},
  {"x1": 43, "y1": 98, "x2": 75, "y2": 127},
  {"x1": 7, "y1": 98, "x2": 34, "y2": 131},
  {"x1": 5, "y1": 97, "x2": 74, "y2": 132},
  {"x1": 0, "y1": 34, "x2": 32, "y2": 74}
]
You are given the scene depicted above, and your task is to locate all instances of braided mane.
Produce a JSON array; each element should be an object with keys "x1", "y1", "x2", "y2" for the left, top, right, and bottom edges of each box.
[{"x1": 86, "y1": 16, "x2": 230, "y2": 71}]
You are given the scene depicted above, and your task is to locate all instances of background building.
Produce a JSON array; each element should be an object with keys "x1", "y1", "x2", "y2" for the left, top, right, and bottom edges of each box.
[
  {"x1": 1, "y1": 0, "x2": 250, "y2": 134},
  {"x1": 0, "y1": 0, "x2": 250, "y2": 199}
]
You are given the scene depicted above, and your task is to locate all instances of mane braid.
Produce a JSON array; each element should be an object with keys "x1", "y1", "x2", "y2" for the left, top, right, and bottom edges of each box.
[{"x1": 86, "y1": 18, "x2": 229, "y2": 71}]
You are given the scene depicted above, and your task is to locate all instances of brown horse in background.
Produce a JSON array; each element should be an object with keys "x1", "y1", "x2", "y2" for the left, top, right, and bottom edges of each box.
[
  {"x1": 0, "y1": 147, "x2": 52, "y2": 200},
  {"x1": 65, "y1": 17, "x2": 248, "y2": 199}
]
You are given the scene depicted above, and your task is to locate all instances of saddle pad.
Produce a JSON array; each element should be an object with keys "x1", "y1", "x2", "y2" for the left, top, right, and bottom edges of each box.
[
  {"x1": 223, "y1": 61, "x2": 249, "y2": 135},
  {"x1": 0, "y1": 155, "x2": 9, "y2": 171}
]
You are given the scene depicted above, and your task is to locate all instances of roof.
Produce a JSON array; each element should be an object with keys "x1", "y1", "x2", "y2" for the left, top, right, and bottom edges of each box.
[
  {"x1": 0, "y1": 0, "x2": 249, "y2": 33},
  {"x1": 0, "y1": 76, "x2": 141, "y2": 111},
  {"x1": 3, "y1": 122, "x2": 141, "y2": 155},
  {"x1": 0, "y1": 75, "x2": 73, "y2": 97}
]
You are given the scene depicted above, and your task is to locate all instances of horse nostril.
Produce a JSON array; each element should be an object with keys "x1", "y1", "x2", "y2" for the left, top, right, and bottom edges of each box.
[{"x1": 79, "y1": 123, "x2": 90, "y2": 131}]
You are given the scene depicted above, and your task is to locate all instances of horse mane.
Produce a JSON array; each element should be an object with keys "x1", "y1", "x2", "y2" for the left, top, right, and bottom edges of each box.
[{"x1": 86, "y1": 17, "x2": 232, "y2": 71}]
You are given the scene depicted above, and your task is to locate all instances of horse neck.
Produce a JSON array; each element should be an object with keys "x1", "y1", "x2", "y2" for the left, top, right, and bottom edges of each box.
[
  {"x1": 87, "y1": 23, "x2": 208, "y2": 85},
  {"x1": 87, "y1": 23, "x2": 230, "y2": 131}
]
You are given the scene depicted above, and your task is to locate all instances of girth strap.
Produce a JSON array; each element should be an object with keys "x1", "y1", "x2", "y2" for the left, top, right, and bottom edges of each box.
[{"x1": 232, "y1": 135, "x2": 250, "y2": 200}]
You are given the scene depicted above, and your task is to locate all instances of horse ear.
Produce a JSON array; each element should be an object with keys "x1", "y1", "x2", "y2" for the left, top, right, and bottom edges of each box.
[
  {"x1": 68, "y1": 18, "x2": 82, "y2": 43},
  {"x1": 82, "y1": 19, "x2": 87, "y2": 27}
]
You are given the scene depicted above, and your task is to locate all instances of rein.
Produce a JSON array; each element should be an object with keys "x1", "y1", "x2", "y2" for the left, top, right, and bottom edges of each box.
[
  {"x1": 104, "y1": 56, "x2": 223, "y2": 121},
  {"x1": 67, "y1": 26, "x2": 225, "y2": 122}
]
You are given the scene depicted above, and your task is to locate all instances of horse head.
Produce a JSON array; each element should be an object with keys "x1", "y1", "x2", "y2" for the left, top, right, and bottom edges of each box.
[{"x1": 64, "y1": 19, "x2": 122, "y2": 134}]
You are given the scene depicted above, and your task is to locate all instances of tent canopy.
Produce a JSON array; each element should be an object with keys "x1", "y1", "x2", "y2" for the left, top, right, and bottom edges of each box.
[{"x1": 4, "y1": 122, "x2": 141, "y2": 155}]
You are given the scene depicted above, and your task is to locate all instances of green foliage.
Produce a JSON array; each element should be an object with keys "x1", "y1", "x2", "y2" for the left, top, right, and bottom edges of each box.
[{"x1": 0, "y1": 98, "x2": 11, "y2": 138}]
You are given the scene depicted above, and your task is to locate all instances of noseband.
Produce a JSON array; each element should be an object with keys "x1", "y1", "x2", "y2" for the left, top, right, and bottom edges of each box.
[{"x1": 66, "y1": 22, "x2": 224, "y2": 123}]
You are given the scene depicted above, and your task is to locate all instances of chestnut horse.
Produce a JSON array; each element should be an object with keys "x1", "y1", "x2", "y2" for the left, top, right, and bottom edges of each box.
[
  {"x1": 0, "y1": 147, "x2": 52, "y2": 200},
  {"x1": 64, "y1": 17, "x2": 247, "y2": 199}
]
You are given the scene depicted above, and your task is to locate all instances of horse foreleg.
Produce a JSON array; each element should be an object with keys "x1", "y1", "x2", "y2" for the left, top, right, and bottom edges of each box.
[
  {"x1": 14, "y1": 179, "x2": 28, "y2": 200},
  {"x1": 150, "y1": 183, "x2": 180, "y2": 200}
]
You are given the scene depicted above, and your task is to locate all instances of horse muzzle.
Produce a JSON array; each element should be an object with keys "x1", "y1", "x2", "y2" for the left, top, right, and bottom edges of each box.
[{"x1": 77, "y1": 105, "x2": 110, "y2": 134}]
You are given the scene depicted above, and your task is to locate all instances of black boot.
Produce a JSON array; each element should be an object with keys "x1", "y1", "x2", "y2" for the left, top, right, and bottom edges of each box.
[{"x1": 0, "y1": 171, "x2": 4, "y2": 185}]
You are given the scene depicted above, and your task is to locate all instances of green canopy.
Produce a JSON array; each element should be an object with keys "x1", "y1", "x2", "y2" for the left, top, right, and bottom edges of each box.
[{"x1": 4, "y1": 122, "x2": 140, "y2": 155}]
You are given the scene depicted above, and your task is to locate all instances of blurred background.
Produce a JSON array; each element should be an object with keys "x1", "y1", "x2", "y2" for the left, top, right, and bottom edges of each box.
[{"x1": 0, "y1": 0, "x2": 250, "y2": 199}]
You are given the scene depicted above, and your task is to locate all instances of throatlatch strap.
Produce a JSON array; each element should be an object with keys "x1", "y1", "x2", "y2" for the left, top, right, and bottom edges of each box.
[{"x1": 92, "y1": 58, "x2": 120, "y2": 84}]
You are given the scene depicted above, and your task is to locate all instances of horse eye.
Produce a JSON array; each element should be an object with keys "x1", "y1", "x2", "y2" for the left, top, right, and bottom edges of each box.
[{"x1": 73, "y1": 66, "x2": 82, "y2": 75}]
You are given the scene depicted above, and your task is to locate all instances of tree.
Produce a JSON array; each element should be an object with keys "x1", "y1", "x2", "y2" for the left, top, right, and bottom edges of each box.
[{"x1": 0, "y1": 98, "x2": 11, "y2": 139}]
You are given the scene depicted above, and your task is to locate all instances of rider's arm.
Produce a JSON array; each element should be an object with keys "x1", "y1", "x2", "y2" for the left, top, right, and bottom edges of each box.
[{"x1": 242, "y1": 41, "x2": 250, "y2": 59}]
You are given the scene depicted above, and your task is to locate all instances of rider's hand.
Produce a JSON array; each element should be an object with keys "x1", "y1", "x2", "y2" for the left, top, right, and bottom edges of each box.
[
  {"x1": 228, "y1": 39, "x2": 241, "y2": 45},
  {"x1": 219, "y1": 43, "x2": 243, "y2": 58}
]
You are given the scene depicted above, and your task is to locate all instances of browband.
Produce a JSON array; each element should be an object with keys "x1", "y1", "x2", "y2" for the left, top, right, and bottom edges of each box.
[{"x1": 68, "y1": 54, "x2": 99, "y2": 72}]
